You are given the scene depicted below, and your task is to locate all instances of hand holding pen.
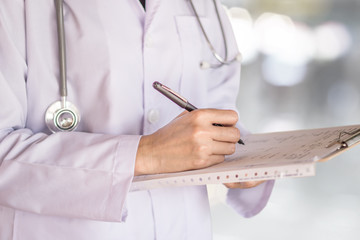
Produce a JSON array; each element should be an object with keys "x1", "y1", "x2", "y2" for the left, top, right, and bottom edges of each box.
[
  {"x1": 136, "y1": 81, "x2": 264, "y2": 190},
  {"x1": 153, "y1": 81, "x2": 244, "y2": 145},
  {"x1": 134, "y1": 82, "x2": 243, "y2": 176}
]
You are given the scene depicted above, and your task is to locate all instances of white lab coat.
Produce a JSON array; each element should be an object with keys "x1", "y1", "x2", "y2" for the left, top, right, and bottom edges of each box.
[{"x1": 0, "y1": 0, "x2": 274, "y2": 239}]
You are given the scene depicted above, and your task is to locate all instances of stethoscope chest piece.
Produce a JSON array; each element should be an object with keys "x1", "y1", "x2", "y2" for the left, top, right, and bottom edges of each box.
[{"x1": 45, "y1": 99, "x2": 80, "y2": 133}]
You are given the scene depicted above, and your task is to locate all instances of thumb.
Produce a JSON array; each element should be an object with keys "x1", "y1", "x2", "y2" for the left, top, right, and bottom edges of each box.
[{"x1": 174, "y1": 110, "x2": 188, "y2": 119}]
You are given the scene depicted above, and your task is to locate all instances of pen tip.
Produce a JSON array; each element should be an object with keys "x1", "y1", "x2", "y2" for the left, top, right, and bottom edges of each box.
[{"x1": 238, "y1": 139, "x2": 245, "y2": 145}]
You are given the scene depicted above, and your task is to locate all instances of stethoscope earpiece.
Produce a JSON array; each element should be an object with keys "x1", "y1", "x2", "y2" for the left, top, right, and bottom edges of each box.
[{"x1": 45, "y1": 99, "x2": 80, "y2": 133}]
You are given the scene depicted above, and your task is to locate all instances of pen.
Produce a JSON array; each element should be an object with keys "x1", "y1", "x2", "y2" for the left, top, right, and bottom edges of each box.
[{"x1": 153, "y1": 81, "x2": 245, "y2": 145}]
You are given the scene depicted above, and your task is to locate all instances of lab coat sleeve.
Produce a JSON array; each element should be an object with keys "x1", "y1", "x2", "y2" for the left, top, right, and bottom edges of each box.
[
  {"x1": 206, "y1": 1, "x2": 275, "y2": 218},
  {"x1": 0, "y1": 4, "x2": 136, "y2": 222}
]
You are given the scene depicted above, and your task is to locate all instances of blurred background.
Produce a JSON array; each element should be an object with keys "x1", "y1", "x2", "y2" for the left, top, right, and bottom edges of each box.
[{"x1": 208, "y1": 0, "x2": 360, "y2": 239}]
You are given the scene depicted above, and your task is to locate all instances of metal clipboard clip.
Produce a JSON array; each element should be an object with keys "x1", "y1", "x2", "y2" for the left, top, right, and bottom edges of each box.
[{"x1": 326, "y1": 128, "x2": 360, "y2": 149}]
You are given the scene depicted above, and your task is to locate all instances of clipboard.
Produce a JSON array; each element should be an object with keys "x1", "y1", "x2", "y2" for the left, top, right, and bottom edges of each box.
[
  {"x1": 320, "y1": 127, "x2": 360, "y2": 162},
  {"x1": 131, "y1": 124, "x2": 360, "y2": 191}
]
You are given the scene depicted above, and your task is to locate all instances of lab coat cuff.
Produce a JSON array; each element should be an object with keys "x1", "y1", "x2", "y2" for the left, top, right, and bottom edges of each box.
[
  {"x1": 107, "y1": 135, "x2": 141, "y2": 222},
  {"x1": 226, "y1": 180, "x2": 275, "y2": 218}
]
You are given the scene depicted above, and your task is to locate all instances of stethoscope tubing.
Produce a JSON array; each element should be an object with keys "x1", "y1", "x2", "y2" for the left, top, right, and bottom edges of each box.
[
  {"x1": 45, "y1": 0, "x2": 241, "y2": 132},
  {"x1": 55, "y1": 0, "x2": 67, "y2": 99},
  {"x1": 188, "y1": 0, "x2": 241, "y2": 68}
]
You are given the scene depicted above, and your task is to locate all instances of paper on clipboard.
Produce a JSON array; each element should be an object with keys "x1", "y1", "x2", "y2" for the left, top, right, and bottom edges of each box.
[{"x1": 131, "y1": 124, "x2": 360, "y2": 191}]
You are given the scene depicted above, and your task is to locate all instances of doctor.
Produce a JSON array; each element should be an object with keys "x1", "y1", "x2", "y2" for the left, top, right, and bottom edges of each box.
[{"x1": 0, "y1": 0, "x2": 274, "y2": 239}]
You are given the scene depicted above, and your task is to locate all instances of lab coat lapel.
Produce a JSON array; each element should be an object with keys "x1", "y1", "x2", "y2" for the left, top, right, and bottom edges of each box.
[{"x1": 144, "y1": 0, "x2": 162, "y2": 33}]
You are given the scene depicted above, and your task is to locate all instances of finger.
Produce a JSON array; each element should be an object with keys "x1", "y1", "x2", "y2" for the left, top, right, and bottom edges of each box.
[
  {"x1": 193, "y1": 109, "x2": 239, "y2": 126},
  {"x1": 209, "y1": 141, "x2": 236, "y2": 155},
  {"x1": 211, "y1": 125, "x2": 241, "y2": 143},
  {"x1": 224, "y1": 181, "x2": 265, "y2": 189},
  {"x1": 175, "y1": 110, "x2": 188, "y2": 119}
]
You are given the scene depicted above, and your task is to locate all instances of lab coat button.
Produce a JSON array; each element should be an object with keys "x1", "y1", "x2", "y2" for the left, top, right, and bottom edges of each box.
[{"x1": 147, "y1": 109, "x2": 160, "y2": 123}]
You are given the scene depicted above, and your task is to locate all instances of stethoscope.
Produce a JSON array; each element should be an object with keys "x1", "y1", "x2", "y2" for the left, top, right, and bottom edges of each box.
[
  {"x1": 45, "y1": 0, "x2": 241, "y2": 133},
  {"x1": 188, "y1": 0, "x2": 242, "y2": 69},
  {"x1": 45, "y1": 0, "x2": 80, "y2": 133}
]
